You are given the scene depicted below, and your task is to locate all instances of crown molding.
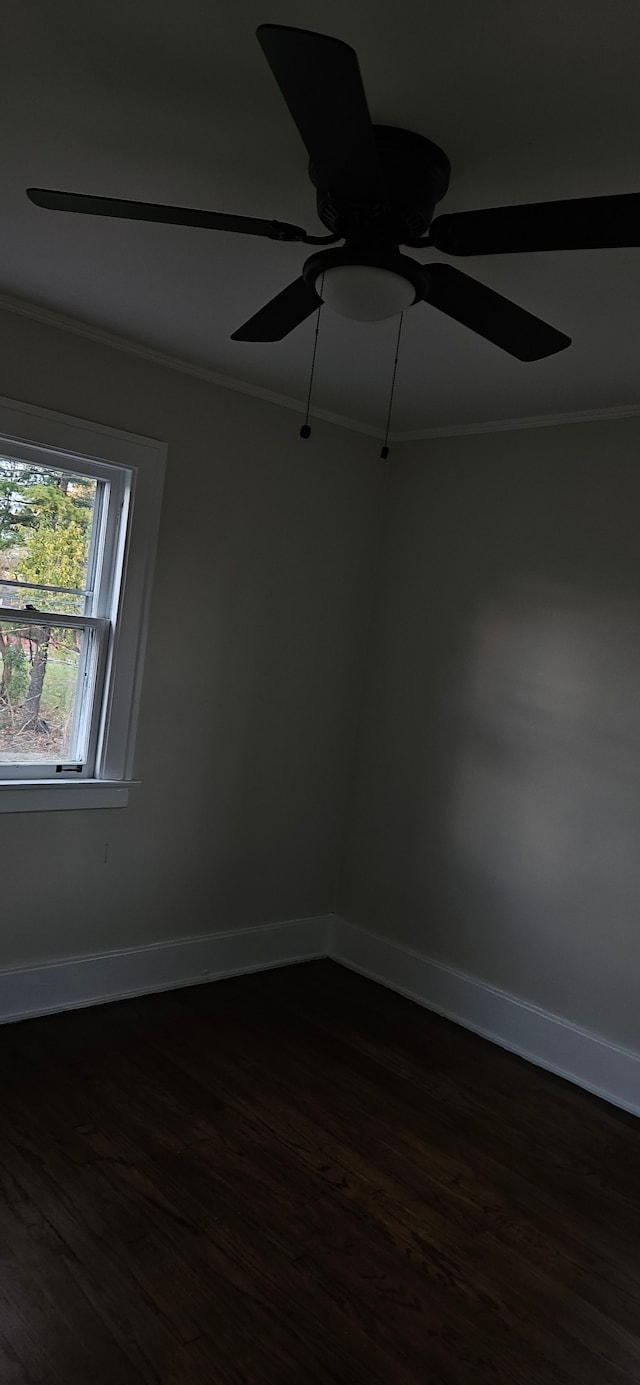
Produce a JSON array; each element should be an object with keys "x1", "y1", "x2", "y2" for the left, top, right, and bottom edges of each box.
[
  {"x1": 2, "y1": 289, "x2": 640, "y2": 445},
  {"x1": 0, "y1": 291, "x2": 384, "y2": 440},
  {"x1": 394, "y1": 403, "x2": 640, "y2": 442}
]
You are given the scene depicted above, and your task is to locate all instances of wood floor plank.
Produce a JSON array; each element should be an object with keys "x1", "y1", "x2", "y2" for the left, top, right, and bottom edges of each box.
[
  {"x1": 143, "y1": 1006, "x2": 637, "y2": 1383},
  {"x1": 0, "y1": 1332, "x2": 36, "y2": 1385},
  {"x1": 0, "y1": 959, "x2": 638, "y2": 1383}
]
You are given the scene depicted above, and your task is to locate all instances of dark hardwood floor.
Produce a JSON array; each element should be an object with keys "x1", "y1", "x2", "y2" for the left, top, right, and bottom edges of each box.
[{"x1": 0, "y1": 959, "x2": 638, "y2": 1384}]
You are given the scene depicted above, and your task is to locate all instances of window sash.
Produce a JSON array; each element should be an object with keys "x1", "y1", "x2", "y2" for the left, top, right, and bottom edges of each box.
[
  {"x1": 0, "y1": 439, "x2": 129, "y2": 621},
  {"x1": 0, "y1": 609, "x2": 110, "y2": 779},
  {"x1": 0, "y1": 607, "x2": 105, "y2": 633},
  {"x1": 0, "y1": 441, "x2": 129, "y2": 778},
  {"x1": 0, "y1": 578, "x2": 91, "y2": 599}
]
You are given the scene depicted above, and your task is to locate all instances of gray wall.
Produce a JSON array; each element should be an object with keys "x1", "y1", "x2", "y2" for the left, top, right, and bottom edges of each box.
[
  {"x1": 6, "y1": 300, "x2": 640, "y2": 1057},
  {"x1": 339, "y1": 418, "x2": 640, "y2": 1051},
  {"x1": 0, "y1": 305, "x2": 384, "y2": 968}
]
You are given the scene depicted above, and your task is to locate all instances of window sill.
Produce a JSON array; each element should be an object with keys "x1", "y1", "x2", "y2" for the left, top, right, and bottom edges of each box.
[{"x1": 0, "y1": 780, "x2": 137, "y2": 813}]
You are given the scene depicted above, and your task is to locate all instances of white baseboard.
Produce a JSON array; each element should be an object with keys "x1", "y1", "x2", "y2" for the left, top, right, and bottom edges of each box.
[
  {"x1": 3, "y1": 911, "x2": 638, "y2": 1121},
  {"x1": 0, "y1": 915, "x2": 331, "y2": 1025},
  {"x1": 331, "y1": 916, "x2": 640, "y2": 1120}
]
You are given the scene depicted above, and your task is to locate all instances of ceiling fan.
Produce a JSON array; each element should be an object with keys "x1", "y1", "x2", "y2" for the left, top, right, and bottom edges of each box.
[{"x1": 27, "y1": 24, "x2": 640, "y2": 361}]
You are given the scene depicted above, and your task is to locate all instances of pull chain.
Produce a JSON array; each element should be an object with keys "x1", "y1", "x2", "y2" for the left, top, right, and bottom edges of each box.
[
  {"x1": 380, "y1": 311, "x2": 404, "y2": 459},
  {"x1": 300, "y1": 276, "x2": 324, "y2": 440}
]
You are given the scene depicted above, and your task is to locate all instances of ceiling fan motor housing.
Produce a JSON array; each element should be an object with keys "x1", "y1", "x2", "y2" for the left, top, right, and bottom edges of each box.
[{"x1": 309, "y1": 125, "x2": 451, "y2": 243}]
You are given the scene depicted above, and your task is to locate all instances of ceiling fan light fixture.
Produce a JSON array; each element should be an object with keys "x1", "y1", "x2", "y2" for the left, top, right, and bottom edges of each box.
[
  {"x1": 318, "y1": 263, "x2": 417, "y2": 320},
  {"x1": 28, "y1": 26, "x2": 585, "y2": 360}
]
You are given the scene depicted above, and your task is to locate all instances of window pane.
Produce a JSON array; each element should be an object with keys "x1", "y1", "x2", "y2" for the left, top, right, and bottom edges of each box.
[
  {"x1": 0, "y1": 583, "x2": 87, "y2": 615},
  {"x1": 0, "y1": 455, "x2": 99, "y2": 616},
  {"x1": 0, "y1": 621, "x2": 95, "y2": 764}
]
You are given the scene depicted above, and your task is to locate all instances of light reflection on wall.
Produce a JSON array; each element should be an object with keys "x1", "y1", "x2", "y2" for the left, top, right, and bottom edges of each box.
[{"x1": 451, "y1": 580, "x2": 640, "y2": 910}]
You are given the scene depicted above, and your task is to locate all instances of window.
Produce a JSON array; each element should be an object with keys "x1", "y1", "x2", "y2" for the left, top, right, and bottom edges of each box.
[{"x1": 0, "y1": 397, "x2": 165, "y2": 811}]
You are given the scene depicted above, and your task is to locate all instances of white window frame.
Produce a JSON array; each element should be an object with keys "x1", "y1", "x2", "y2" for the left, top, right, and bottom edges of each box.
[{"x1": 0, "y1": 396, "x2": 166, "y2": 812}]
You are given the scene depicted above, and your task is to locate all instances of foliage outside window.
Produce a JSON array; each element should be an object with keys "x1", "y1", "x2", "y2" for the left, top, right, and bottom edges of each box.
[{"x1": 0, "y1": 457, "x2": 101, "y2": 764}]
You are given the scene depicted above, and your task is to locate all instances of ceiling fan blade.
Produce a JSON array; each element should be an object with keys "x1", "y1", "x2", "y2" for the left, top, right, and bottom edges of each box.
[
  {"x1": 27, "y1": 187, "x2": 310, "y2": 242},
  {"x1": 419, "y1": 263, "x2": 571, "y2": 360},
  {"x1": 231, "y1": 276, "x2": 322, "y2": 341},
  {"x1": 257, "y1": 24, "x2": 386, "y2": 210},
  {"x1": 429, "y1": 192, "x2": 640, "y2": 256}
]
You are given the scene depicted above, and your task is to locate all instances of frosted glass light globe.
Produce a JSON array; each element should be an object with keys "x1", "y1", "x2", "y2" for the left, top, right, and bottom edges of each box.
[{"x1": 318, "y1": 264, "x2": 417, "y2": 321}]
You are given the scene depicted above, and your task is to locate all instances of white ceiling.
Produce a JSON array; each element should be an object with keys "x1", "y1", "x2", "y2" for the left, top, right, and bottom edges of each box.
[{"x1": 4, "y1": 0, "x2": 640, "y2": 434}]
